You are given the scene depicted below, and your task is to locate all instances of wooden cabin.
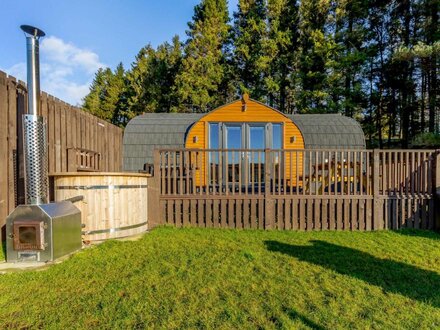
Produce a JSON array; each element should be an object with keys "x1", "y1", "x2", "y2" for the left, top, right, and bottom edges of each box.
[{"x1": 123, "y1": 96, "x2": 365, "y2": 191}]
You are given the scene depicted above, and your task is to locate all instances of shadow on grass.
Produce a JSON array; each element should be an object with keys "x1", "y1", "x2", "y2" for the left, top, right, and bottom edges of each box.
[
  {"x1": 393, "y1": 229, "x2": 440, "y2": 240},
  {"x1": 265, "y1": 240, "x2": 440, "y2": 308},
  {"x1": 283, "y1": 309, "x2": 325, "y2": 330}
]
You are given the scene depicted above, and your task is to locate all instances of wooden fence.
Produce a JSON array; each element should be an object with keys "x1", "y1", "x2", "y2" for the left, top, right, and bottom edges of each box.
[
  {"x1": 148, "y1": 148, "x2": 440, "y2": 231},
  {"x1": 0, "y1": 70, "x2": 123, "y2": 232}
]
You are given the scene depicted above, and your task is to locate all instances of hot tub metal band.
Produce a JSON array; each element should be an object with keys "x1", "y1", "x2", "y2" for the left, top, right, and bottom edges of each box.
[
  {"x1": 82, "y1": 221, "x2": 148, "y2": 235},
  {"x1": 56, "y1": 184, "x2": 148, "y2": 190}
]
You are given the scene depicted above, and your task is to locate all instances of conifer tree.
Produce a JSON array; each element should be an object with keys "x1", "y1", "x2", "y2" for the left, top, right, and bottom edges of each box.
[
  {"x1": 233, "y1": 0, "x2": 270, "y2": 101},
  {"x1": 295, "y1": 0, "x2": 336, "y2": 113},
  {"x1": 83, "y1": 64, "x2": 126, "y2": 123},
  {"x1": 123, "y1": 45, "x2": 156, "y2": 118},
  {"x1": 126, "y1": 37, "x2": 183, "y2": 114},
  {"x1": 268, "y1": 0, "x2": 299, "y2": 112},
  {"x1": 332, "y1": 0, "x2": 369, "y2": 118},
  {"x1": 175, "y1": 0, "x2": 232, "y2": 112},
  {"x1": 81, "y1": 0, "x2": 438, "y2": 143}
]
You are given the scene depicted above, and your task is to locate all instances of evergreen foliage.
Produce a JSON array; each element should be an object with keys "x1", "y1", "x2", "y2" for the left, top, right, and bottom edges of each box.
[
  {"x1": 82, "y1": 0, "x2": 439, "y2": 147},
  {"x1": 175, "y1": 0, "x2": 232, "y2": 112},
  {"x1": 232, "y1": 0, "x2": 270, "y2": 101},
  {"x1": 83, "y1": 64, "x2": 125, "y2": 124}
]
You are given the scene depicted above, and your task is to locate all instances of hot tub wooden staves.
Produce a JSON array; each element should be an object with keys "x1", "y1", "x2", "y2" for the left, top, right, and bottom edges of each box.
[{"x1": 51, "y1": 172, "x2": 150, "y2": 241}]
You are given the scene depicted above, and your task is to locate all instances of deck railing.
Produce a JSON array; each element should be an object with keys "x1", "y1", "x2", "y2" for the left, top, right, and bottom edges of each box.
[
  {"x1": 148, "y1": 148, "x2": 439, "y2": 231},
  {"x1": 155, "y1": 149, "x2": 435, "y2": 197}
]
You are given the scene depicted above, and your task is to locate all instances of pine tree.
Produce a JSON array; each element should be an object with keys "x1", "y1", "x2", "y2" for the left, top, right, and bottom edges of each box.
[
  {"x1": 233, "y1": 0, "x2": 270, "y2": 101},
  {"x1": 426, "y1": 0, "x2": 439, "y2": 132},
  {"x1": 116, "y1": 36, "x2": 183, "y2": 124},
  {"x1": 364, "y1": 0, "x2": 393, "y2": 147},
  {"x1": 80, "y1": 0, "x2": 438, "y2": 145},
  {"x1": 295, "y1": 0, "x2": 337, "y2": 113},
  {"x1": 332, "y1": 0, "x2": 369, "y2": 118},
  {"x1": 143, "y1": 36, "x2": 183, "y2": 112},
  {"x1": 175, "y1": 0, "x2": 232, "y2": 112},
  {"x1": 83, "y1": 64, "x2": 126, "y2": 123},
  {"x1": 123, "y1": 45, "x2": 156, "y2": 118},
  {"x1": 83, "y1": 68, "x2": 107, "y2": 117},
  {"x1": 269, "y1": 0, "x2": 300, "y2": 113}
]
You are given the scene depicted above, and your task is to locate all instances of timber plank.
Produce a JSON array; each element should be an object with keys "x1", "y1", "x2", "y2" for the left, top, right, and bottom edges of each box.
[
  {"x1": 0, "y1": 72, "x2": 9, "y2": 226},
  {"x1": 7, "y1": 77, "x2": 17, "y2": 211}
]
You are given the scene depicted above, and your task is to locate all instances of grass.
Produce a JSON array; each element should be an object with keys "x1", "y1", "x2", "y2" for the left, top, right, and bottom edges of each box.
[{"x1": 1, "y1": 227, "x2": 440, "y2": 329}]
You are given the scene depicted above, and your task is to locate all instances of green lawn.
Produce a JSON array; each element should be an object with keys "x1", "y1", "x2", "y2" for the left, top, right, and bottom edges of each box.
[{"x1": 1, "y1": 227, "x2": 440, "y2": 329}]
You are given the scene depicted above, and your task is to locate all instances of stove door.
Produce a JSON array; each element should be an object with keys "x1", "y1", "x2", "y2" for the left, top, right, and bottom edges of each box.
[{"x1": 13, "y1": 220, "x2": 45, "y2": 250}]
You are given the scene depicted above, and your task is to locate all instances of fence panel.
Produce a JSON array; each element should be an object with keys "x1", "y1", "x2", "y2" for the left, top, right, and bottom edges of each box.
[
  {"x1": 154, "y1": 148, "x2": 439, "y2": 231},
  {"x1": 0, "y1": 71, "x2": 123, "y2": 235}
]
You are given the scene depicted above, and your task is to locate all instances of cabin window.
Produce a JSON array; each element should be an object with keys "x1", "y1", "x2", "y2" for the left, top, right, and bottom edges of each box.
[
  {"x1": 224, "y1": 125, "x2": 243, "y2": 149},
  {"x1": 208, "y1": 122, "x2": 283, "y2": 150},
  {"x1": 207, "y1": 122, "x2": 284, "y2": 188},
  {"x1": 272, "y1": 123, "x2": 282, "y2": 149},
  {"x1": 209, "y1": 123, "x2": 220, "y2": 149},
  {"x1": 249, "y1": 125, "x2": 266, "y2": 149}
]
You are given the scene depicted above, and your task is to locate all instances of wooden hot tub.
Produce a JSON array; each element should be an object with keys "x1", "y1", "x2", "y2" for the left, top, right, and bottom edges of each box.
[{"x1": 51, "y1": 172, "x2": 150, "y2": 241}]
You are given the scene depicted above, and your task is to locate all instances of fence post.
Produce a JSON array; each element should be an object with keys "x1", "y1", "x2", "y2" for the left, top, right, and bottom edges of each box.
[
  {"x1": 434, "y1": 150, "x2": 440, "y2": 231},
  {"x1": 148, "y1": 149, "x2": 161, "y2": 230},
  {"x1": 264, "y1": 148, "x2": 274, "y2": 229},
  {"x1": 372, "y1": 149, "x2": 382, "y2": 229}
]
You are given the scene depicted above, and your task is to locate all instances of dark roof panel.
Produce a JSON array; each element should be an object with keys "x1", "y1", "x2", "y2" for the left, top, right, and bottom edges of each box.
[
  {"x1": 288, "y1": 114, "x2": 365, "y2": 149},
  {"x1": 123, "y1": 113, "x2": 203, "y2": 171}
]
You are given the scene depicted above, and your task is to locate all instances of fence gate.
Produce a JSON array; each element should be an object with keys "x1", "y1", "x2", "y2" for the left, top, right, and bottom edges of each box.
[{"x1": 148, "y1": 148, "x2": 440, "y2": 231}]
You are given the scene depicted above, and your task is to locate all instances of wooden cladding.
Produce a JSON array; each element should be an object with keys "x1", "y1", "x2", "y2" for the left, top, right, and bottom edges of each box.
[
  {"x1": 0, "y1": 71, "x2": 123, "y2": 233},
  {"x1": 151, "y1": 148, "x2": 440, "y2": 231},
  {"x1": 185, "y1": 99, "x2": 305, "y2": 150}
]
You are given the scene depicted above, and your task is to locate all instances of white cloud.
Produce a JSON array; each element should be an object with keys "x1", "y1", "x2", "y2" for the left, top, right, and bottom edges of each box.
[
  {"x1": 41, "y1": 36, "x2": 104, "y2": 74},
  {"x1": 3, "y1": 36, "x2": 105, "y2": 106},
  {"x1": 4, "y1": 62, "x2": 26, "y2": 81}
]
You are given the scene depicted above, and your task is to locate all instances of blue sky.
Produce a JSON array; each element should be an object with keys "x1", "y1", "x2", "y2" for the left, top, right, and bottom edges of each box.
[{"x1": 0, "y1": 0, "x2": 238, "y2": 105}]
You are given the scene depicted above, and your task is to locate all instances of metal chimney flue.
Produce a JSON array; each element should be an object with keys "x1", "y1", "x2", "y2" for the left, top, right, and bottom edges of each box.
[
  {"x1": 21, "y1": 25, "x2": 48, "y2": 205},
  {"x1": 6, "y1": 25, "x2": 82, "y2": 263}
]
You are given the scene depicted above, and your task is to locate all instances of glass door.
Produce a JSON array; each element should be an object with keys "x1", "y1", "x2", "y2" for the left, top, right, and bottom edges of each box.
[
  {"x1": 247, "y1": 125, "x2": 266, "y2": 186},
  {"x1": 208, "y1": 122, "x2": 283, "y2": 192},
  {"x1": 224, "y1": 124, "x2": 243, "y2": 187}
]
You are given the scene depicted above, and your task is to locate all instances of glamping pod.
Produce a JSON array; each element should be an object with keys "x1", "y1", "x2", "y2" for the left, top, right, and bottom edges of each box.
[{"x1": 123, "y1": 96, "x2": 366, "y2": 173}]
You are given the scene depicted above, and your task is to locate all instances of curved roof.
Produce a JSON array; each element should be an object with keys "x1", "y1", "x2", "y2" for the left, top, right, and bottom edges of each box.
[
  {"x1": 288, "y1": 114, "x2": 365, "y2": 149},
  {"x1": 123, "y1": 112, "x2": 365, "y2": 172},
  {"x1": 123, "y1": 113, "x2": 203, "y2": 171}
]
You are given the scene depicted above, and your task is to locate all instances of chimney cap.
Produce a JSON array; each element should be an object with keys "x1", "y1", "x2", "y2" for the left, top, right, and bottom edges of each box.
[{"x1": 20, "y1": 25, "x2": 45, "y2": 38}]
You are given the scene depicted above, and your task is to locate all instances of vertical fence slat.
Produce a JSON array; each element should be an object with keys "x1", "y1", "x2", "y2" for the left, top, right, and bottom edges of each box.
[
  {"x1": 299, "y1": 199, "x2": 305, "y2": 230},
  {"x1": 250, "y1": 199, "x2": 257, "y2": 229},
  {"x1": 329, "y1": 199, "x2": 335, "y2": 230},
  {"x1": 322, "y1": 199, "x2": 328, "y2": 230},
  {"x1": 206, "y1": 199, "x2": 212, "y2": 227},
  {"x1": 0, "y1": 72, "x2": 9, "y2": 225},
  {"x1": 220, "y1": 199, "x2": 227, "y2": 228},
  {"x1": 292, "y1": 199, "x2": 298, "y2": 230},
  {"x1": 198, "y1": 199, "x2": 205, "y2": 227},
  {"x1": 285, "y1": 198, "x2": 291, "y2": 230},
  {"x1": 243, "y1": 199, "x2": 250, "y2": 229}
]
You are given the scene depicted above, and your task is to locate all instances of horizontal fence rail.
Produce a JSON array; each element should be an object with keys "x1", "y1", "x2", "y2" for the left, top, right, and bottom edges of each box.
[{"x1": 149, "y1": 148, "x2": 440, "y2": 231}]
